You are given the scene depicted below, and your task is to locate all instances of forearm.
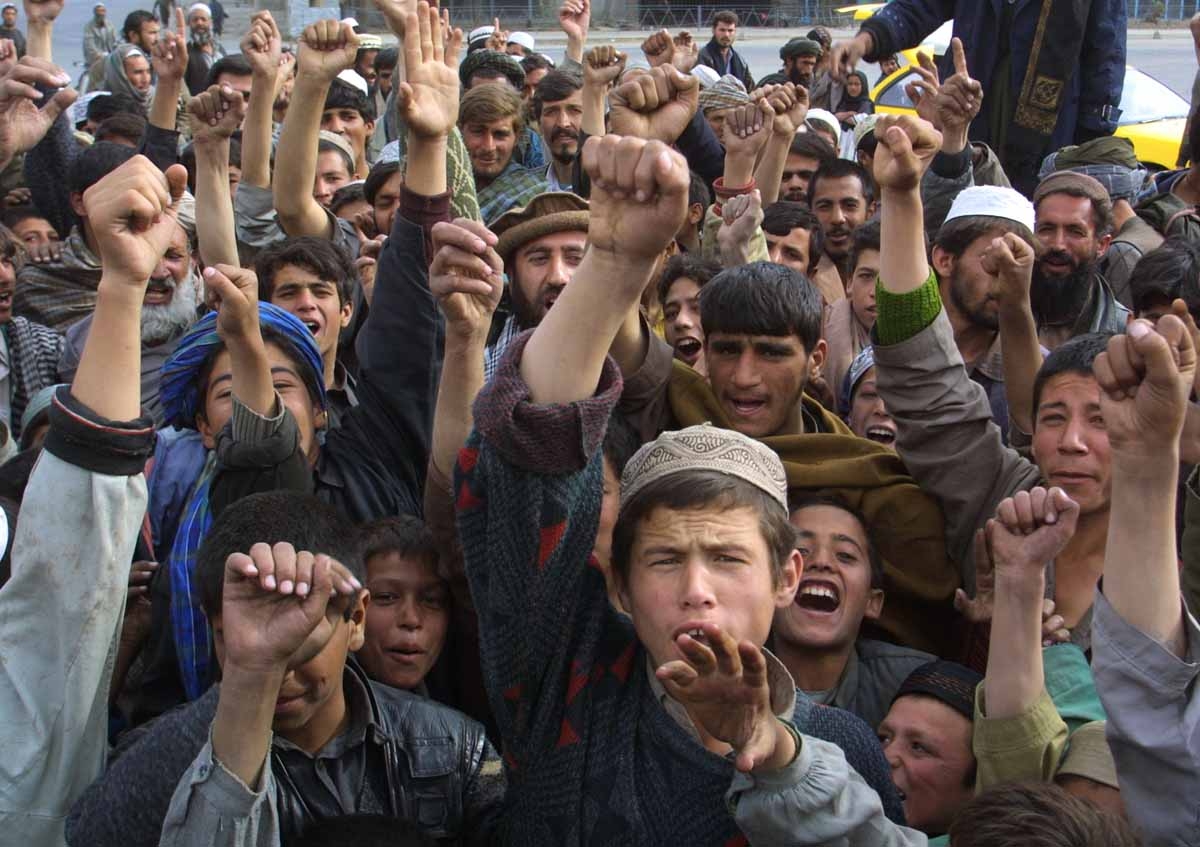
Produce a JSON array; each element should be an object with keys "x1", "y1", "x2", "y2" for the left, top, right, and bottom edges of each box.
[
  {"x1": 194, "y1": 138, "x2": 239, "y2": 268},
  {"x1": 1106, "y1": 454, "x2": 1187, "y2": 654},
  {"x1": 272, "y1": 75, "x2": 331, "y2": 237},
  {"x1": 1181, "y1": 404, "x2": 1200, "y2": 465},
  {"x1": 404, "y1": 133, "x2": 447, "y2": 197},
  {"x1": 431, "y1": 329, "x2": 487, "y2": 487},
  {"x1": 150, "y1": 77, "x2": 183, "y2": 132},
  {"x1": 26, "y1": 21, "x2": 50, "y2": 60},
  {"x1": 879, "y1": 189, "x2": 928, "y2": 294},
  {"x1": 755, "y1": 134, "x2": 789, "y2": 206},
  {"x1": 211, "y1": 667, "x2": 284, "y2": 788},
  {"x1": 242, "y1": 72, "x2": 278, "y2": 188},
  {"x1": 520, "y1": 248, "x2": 655, "y2": 404},
  {"x1": 997, "y1": 302, "x2": 1042, "y2": 434},
  {"x1": 724, "y1": 151, "x2": 756, "y2": 189},
  {"x1": 228, "y1": 333, "x2": 277, "y2": 417},
  {"x1": 566, "y1": 33, "x2": 584, "y2": 64},
  {"x1": 72, "y1": 280, "x2": 144, "y2": 420},
  {"x1": 581, "y1": 84, "x2": 606, "y2": 137},
  {"x1": 609, "y1": 305, "x2": 649, "y2": 377},
  {"x1": 984, "y1": 573, "x2": 1046, "y2": 718}
]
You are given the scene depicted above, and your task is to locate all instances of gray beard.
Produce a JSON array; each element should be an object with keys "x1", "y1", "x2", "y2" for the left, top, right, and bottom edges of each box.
[
  {"x1": 142, "y1": 266, "x2": 199, "y2": 345},
  {"x1": 190, "y1": 28, "x2": 213, "y2": 46}
]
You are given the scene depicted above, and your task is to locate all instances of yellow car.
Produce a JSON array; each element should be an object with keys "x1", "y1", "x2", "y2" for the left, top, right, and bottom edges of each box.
[{"x1": 842, "y1": 9, "x2": 1187, "y2": 169}]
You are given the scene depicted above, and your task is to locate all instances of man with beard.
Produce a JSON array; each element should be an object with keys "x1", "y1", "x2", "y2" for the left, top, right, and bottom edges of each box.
[
  {"x1": 807, "y1": 158, "x2": 875, "y2": 301},
  {"x1": 532, "y1": 69, "x2": 582, "y2": 192},
  {"x1": 777, "y1": 37, "x2": 820, "y2": 89},
  {"x1": 930, "y1": 185, "x2": 1038, "y2": 438},
  {"x1": 183, "y1": 3, "x2": 225, "y2": 97},
  {"x1": 58, "y1": 207, "x2": 198, "y2": 426},
  {"x1": 483, "y1": 192, "x2": 588, "y2": 379},
  {"x1": 123, "y1": 9, "x2": 160, "y2": 55},
  {"x1": 1030, "y1": 171, "x2": 1129, "y2": 352},
  {"x1": 696, "y1": 10, "x2": 753, "y2": 93},
  {"x1": 83, "y1": 3, "x2": 118, "y2": 82}
]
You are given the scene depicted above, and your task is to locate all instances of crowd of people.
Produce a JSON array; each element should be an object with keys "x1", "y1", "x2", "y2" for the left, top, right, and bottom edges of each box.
[{"x1": 0, "y1": 0, "x2": 1196, "y2": 843}]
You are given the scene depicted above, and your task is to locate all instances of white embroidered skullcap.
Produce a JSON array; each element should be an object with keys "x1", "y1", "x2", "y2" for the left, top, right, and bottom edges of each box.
[
  {"x1": 336, "y1": 68, "x2": 369, "y2": 96},
  {"x1": 620, "y1": 424, "x2": 788, "y2": 514},
  {"x1": 508, "y1": 31, "x2": 534, "y2": 51},
  {"x1": 804, "y1": 108, "x2": 840, "y2": 142},
  {"x1": 944, "y1": 185, "x2": 1035, "y2": 233}
]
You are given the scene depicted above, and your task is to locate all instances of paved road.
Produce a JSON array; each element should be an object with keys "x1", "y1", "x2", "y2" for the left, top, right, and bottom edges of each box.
[{"x1": 38, "y1": 5, "x2": 1198, "y2": 100}]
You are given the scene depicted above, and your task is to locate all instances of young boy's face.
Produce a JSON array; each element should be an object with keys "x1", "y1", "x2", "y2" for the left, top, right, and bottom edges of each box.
[
  {"x1": 356, "y1": 552, "x2": 450, "y2": 691},
  {"x1": 848, "y1": 247, "x2": 879, "y2": 330},
  {"x1": 619, "y1": 504, "x2": 800, "y2": 668},
  {"x1": 212, "y1": 593, "x2": 367, "y2": 741}
]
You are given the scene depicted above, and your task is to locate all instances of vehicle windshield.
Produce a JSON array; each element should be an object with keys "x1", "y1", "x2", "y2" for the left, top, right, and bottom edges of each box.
[{"x1": 1118, "y1": 68, "x2": 1189, "y2": 124}]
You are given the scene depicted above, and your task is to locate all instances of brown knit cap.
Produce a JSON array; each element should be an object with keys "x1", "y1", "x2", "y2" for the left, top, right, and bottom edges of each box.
[
  {"x1": 1032, "y1": 170, "x2": 1112, "y2": 212},
  {"x1": 492, "y1": 192, "x2": 590, "y2": 263}
]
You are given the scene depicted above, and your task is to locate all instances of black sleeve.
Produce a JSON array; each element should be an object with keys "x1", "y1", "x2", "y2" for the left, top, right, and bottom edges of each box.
[{"x1": 208, "y1": 410, "x2": 316, "y2": 519}]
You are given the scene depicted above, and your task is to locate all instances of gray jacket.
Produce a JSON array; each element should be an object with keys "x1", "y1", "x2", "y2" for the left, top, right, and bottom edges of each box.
[
  {"x1": 0, "y1": 391, "x2": 154, "y2": 845},
  {"x1": 807, "y1": 639, "x2": 936, "y2": 732},
  {"x1": 1092, "y1": 590, "x2": 1200, "y2": 846}
]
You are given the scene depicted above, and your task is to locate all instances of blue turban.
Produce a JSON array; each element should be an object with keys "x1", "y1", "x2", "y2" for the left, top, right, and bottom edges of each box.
[{"x1": 160, "y1": 302, "x2": 327, "y2": 429}]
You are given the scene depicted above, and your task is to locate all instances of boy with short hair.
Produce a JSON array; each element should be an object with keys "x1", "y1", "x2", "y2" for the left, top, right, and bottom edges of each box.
[{"x1": 824, "y1": 220, "x2": 879, "y2": 408}]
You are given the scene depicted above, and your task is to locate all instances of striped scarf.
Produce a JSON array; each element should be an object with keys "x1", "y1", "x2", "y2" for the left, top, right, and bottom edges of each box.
[{"x1": 168, "y1": 454, "x2": 217, "y2": 700}]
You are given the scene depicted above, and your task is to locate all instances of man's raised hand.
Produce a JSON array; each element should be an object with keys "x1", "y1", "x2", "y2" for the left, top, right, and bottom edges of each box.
[
  {"x1": 152, "y1": 7, "x2": 188, "y2": 82},
  {"x1": 429, "y1": 219, "x2": 503, "y2": 339},
  {"x1": 581, "y1": 134, "x2": 689, "y2": 262},
  {"x1": 656, "y1": 622, "x2": 791, "y2": 773},
  {"x1": 221, "y1": 542, "x2": 362, "y2": 675},
  {"x1": 723, "y1": 98, "x2": 775, "y2": 159},
  {"x1": 84, "y1": 156, "x2": 188, "y2": 286},
  {"x1": 0, "y1": 57, "x2": 75, "y2": 169},
  {"x1": 396, "y1": 0, "x2": 461, "y2": 140},
  {"x1": 872, "y1": 113, "x2": 942, "y2": 194},
  {"x1": 297, "y1": 19, "x2": 359, "y2": 83},
  {"x1": 902, "y1": 52, "x2": 941, "y2": 128},
  {"x1": 188, "y1": 83, "x2": 246, "y2": 143},
  {"x1": 760, "y1": 81, "x2": 808, "y2": 138},
  {"x1": 583, "y1": 45, "x2": 625, "y2": 88},
  {"x1": 22, "y1": 0, "x2": 61, "y2": 26},
  {"x1": 933, "y1": 39, "x2": 982, "y2": 149},
  {"x1": 559, "y1": 0, "x2": 590, "y2": 44},
  {"x1": 241, "y1": 10, "x2": 283, "y2": 79},
  {"x1": 608, "y1": 64, "x2": 699, "y2": 144},
  {"x1": 672, "y1": 31, "x2": 699, "y2": 73},
  {"x1": 987, "y1": 487, "x2": 1080, "y2": 581},
  {"x1": 204, "y1": 263, "x2": 261, "y2": 342},
  {"x1": 980, "y1": 232, "x2": 1035, "y2": 309},
  {"x1": 1095, "y1": 315, "x2": 1198, "y2": 462},
  {"x1": 641, "y1": 29, "x2": 674, "y2": 68}
]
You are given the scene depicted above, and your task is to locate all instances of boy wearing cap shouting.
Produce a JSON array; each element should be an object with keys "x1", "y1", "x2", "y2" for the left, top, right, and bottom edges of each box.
[{"x1": 456, "y1": 131, "x2": 926, "y2": 842}]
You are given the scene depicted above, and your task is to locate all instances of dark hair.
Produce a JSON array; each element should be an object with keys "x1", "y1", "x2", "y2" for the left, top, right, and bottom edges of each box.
[
  {"x1": 611, "y1": 470, "x2": 794, "y2": 590},
  {"x1": 94, "y1": 112, "x2": 147, "y2": 145},
  {"x1": 856, "y1": 129, "x2": 878, "y2": 156},
  {"x1": 363, "y1": 161, "x2": 401, "y2": 207},
  {"x1": 807, "y1": 158, "x2": 876, "y2": 207},
  {"x1": 849, "y1": 219, "x2": 881, "y2": 273},
  {"x1": 197, "y1": 491, "x2": 362, "y2": 619},
  {"x1": 68, "y1": 142, "x2": 138, "y2": 196},
  {"x1": 180, "y1": 136, "x2": 242, "y2": 193},
  {"x1": 122, "y1": 9, "x2": 156, "y2": 40},
  {"x1": 1031, "y1": 332, "x2": 1111, "y2": 418},
  {"x1": 688, "y1": 169, "x2": 712, "y2": 211},
  {"x1": 602, "y1": 412, "x2": 641, "y2": 479},
  {"x1": 789, "y1": 130, "x2": 837, "y2": 162},
  {"x1": 700, "y1": 261, "x2": 823, "y2": 352},
  {"x1": 330, "y1": 182, "x2": 366, "y2": 216},
  {"x1": 0, "y1": 221, "x2": 21, "y2": 265},
  {"x1": 374, "y1": 46, "x2": 398, "y2": 74},
  {"x1": 521, "y1": 52, "x2": 554, "y2": 75},
  {"x1": 948, "y1": 782, "x2": 1140, "y2": 847},
  {"x1": 0, "y1": 446, "x2": 40, "y2": 503},
  {"x1": 657, "y1": 252, "x2": 722, "y2": 310},
  {"x1": 86, "y1": 92, "x2": 143, "y2": 124},
  {"x1": 762, "y1": 201, "x2": 822, "y2": 272},
  {"x1": 934, "y1": 214, "x2": 1035, "y2": 258},
  {"x1": 194, "y1": 324, "x2": 324, "y2": 422},
  {"x1": 205, "y1": 53, "x2": 252, "y2": 89},
  {"x1": 1130, "y1": 238, "x2": 1200, "y2": 317},
  {"x1": 291, "y1": 815, "x2": 437, "y2": 847},
  {"x1": 1, "y1": 205, "x2": 51, "y2": 233},
  {"x1": 788, "y1": 493, "x2": 885, "y2": 590},
  {"x1": 254, "y1": 236, "x2": 356, "y2": 306},
  {"x1": 324, "y1": 78, "x2": 377, "y2": 123},
  {"x1": 710, "y1": 10, "x2": 739, "y2": 27},
  {"x1": 532, "y1": 68, "x2": 582, "y2": 120},
  {"x1": 358, "y1": 515, "x2": 440, "y2": 573},
  {"x1": 228, "y1": 135, "x2": 242, "y2": 169},
  {"x1": 1035, "y1": 184, "x2": 1114, "y2": 237}
]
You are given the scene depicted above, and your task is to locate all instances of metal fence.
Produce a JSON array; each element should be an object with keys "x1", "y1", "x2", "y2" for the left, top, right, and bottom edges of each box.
[{"x1": 1126, "y1": 0, "x2": 1200, "y2": 18}]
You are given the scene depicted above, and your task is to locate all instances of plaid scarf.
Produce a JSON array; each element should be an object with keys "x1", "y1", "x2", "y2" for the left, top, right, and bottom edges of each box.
[
  {"x1": 13, "y1": 230, "x2": 102, "y2": 332},
  {"x1": 5, "y1": 317, "x2": 64, "y2": 439}
]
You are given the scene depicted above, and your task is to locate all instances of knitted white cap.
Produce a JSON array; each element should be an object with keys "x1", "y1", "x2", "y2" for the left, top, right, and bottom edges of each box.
[
  {"x1": 944, "y1": 185, "x2": 1036, "y2": 233},
  {"x1": 336, "y1": 68, "x2": 369, "y2": 96},
  {"x1": 508, "y1": 31, "x2": 534, "y2": 51},
  {"x1": 805, "y1": 108, "x2": 840, "y2": 142}
]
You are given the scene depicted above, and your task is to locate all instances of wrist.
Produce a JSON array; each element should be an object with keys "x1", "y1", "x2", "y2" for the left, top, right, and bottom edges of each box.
[
  {"x1": 585, "y1": 245, "x2": 659, "y2": 284},
  {"x1": 1112, "y1": 448, "x2": 1182, "y2": 479},
  {"x1": 993, "y1": 568, "x2": 1047, "y2": 600},
  {"x1": 97, "y1": 272, "x2": 152, "y2": 298},
  {"x1": 941, "y1": 127, "x2": 970, "y2": 155},
  {"x1": 445, "y1": 319, "x2": 490, "y2": 346},
  {"x1": 723, "y1": 156, "x2": 756, "y2": 188},
  {"x1": 881, "y1": 185, "x2": 922, "y2": 205},
  {"x1": 751, "y1": 718, "x2": 799, "y2": 774},
  {"x1": 295, "y1": 69, "x2": 335, "y2": 89}
]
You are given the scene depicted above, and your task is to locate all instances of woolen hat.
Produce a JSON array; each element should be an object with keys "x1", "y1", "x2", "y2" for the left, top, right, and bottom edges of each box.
[
  {"x1": 459, "y1": 49, "x2": 525, "y2": 90},
  {"x1": 841, "y1": 345, "x2": 875, "y2": 414},
  {"x1": 697, "y1": 74, "x2": 748, "y2": 114},
  {"x1": 1057, "y1": 721, "x2": 1119, "y2": 790},
  {"x1": 893, "y1": 660, "x2": 982, "y2": 722},
  {"x1": 619, "y1": 423, "x2": 789, "y2": 515},
  {"x1": 492, "y1": 192, "x2": 590, "y2": 264},
  {"x1": 1033, "y1": 171, "x2": 1113, "y2": 214},
  {"x1": 1038, "y1": 137, "x2": 1148, "y2": 203},
  {"x1": 780, "y1": 37, "x2": 821, "y2": 60},
  {"x1": 318, "y1": 129, "x2": 357, "y2": 172}
]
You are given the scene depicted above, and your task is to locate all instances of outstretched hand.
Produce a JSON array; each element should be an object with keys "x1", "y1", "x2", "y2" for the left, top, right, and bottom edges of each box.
[
  {"x1": 1095, "y1": 315, "x2": 1197, "y2": 461},
  {"x1": 559, "y1": 0, "x2": 590, "y2": 43},
  {"x1": 241, "y1": 10, "x2": 283, "y2": 79},
  {"x1": 655, "y1": 622, "x2": 791, "y2": 773},
  {"x1": 0, "y1": 58, "x2": 76, "y2": 169},
  {"x1": 84, "y1": 157, "x2": 187, "y2": 285},
  {"x1": 608, "y1": 64, "x2": 699, "y2": 144},
  {"x1": 396, "y1": 0, "x2": 461, "y2": 140}
]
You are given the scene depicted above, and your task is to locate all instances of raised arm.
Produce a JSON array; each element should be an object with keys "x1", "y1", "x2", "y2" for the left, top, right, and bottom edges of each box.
[
  {"x1": 22, "y1": 0, "x2": 59, "y2": 61},
  {"x1": 189, "y1": 85, "x2": 245, "y2": 269},
  {"x1": 0, "y1": 155, "x2": 179, "y2": 842},
  {"x1": 980, "y1": 233, "x2": 1042, "y2": 435},
  {"x1": 755, "y1": 83, "x2": 808, "y2": 206},
  {"x1": 580, "y1": 45, "x2": 624, "y2": 138},
  {"x1": 874, "y1": 114, "x2": 940, "y2": 295},
  {"x1": 148, "y1": 8, "x2": 187, "y2": 133},
  {"x1": 558, "y1": 0, "x2": 589, "y2": 65},
  {"x1": 273, "y1": 19, "x2": 359, "y2": 239},
  {"x1": 239, "y1": 11, "x2": 283, "y2": 190}
]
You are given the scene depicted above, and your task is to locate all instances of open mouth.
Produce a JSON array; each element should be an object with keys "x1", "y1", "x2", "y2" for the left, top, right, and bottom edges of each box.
[
  {"x1": 144, "y1": 281, "x2": 174, "y2": 306},
  {"x1": 673, "y1": 623, "x2": 714, "y2": 646},
  {"x1": 729, "y1": 397, "x2": 768, "y2": 417},
  {"x1": 864, "y1": 425, "x2": 895, "y2": 446},
  {"x1": 796, "y1": 580, "x2": 840, "y2": 614},
  {"x1": 0, "y1": 290, "x2": 12, "y2": 308},
  {"x1": 675, "y1": 337, "x2": 702, "y2": 361},
  {"x1": 301, "y1": 319, "x2": 321, "y2": 336}
]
